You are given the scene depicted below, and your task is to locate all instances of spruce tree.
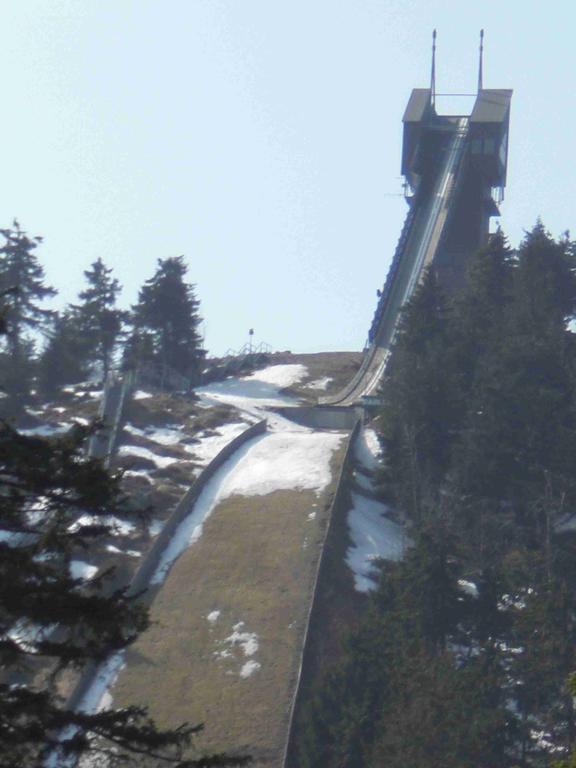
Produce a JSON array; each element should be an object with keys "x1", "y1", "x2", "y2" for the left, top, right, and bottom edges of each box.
[
  {"x1": 73, "y1": 258, "x2": 128, "y2": 381},
  {"x1": 0, "y1": 421, "x2": 248, "y2": 767},
  {"x1": 0, "y1": 221, "x2": 56, "y2": 400},
  {"x1": 37, "y1": 311, "x2": 90, "y2": 397},
  {"x1": 131, "y1": 257, "x2": 205, "y2": 381},
  {"x1": 379, "y1": 269, "x2": 458, "y2": 518}
]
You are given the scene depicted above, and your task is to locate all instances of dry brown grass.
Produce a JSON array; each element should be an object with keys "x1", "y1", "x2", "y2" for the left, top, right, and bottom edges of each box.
[{"x1": 112, "y1": 441, "x2": 348, "y2": 767}]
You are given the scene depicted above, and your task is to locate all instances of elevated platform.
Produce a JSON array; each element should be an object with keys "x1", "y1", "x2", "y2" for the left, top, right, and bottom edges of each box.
[{"x1": 322, "y1": 82, "x2": 511, "y2": 407}]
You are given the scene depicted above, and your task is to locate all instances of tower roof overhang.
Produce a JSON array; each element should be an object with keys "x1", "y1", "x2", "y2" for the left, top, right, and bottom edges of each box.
[
  {"x1": 402, "y1": 89, "x2": 434, "y2": 123},
  {"x1": 470, "y1": 89, "x2": 513, "y2": 123}
]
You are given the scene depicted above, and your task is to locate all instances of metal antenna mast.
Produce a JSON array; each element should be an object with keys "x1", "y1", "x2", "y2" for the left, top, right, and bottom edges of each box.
[
  {"x1": 430, "y1": 29, "x2": 437, "y2": 107},
  {"x1": 478, "y1": 29, "x2": 484, "y2": 92}
]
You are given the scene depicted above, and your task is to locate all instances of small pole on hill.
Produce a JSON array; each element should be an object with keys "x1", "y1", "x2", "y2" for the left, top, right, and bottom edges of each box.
[
  {"x1": 430, "y1": 29, "x2": 437, "y2": 108},
  {"x1": 478, "y1": 29, "x2": 484, "y2": 92}
]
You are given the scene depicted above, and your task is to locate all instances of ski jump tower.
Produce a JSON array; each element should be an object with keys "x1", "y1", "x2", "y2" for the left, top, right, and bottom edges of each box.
[
  {"x1": 402, "y1": 30, "x2": 512, "y2": 289},
  {"x1": 323, "y1": 31, "x2": 512, "y2": 406}
]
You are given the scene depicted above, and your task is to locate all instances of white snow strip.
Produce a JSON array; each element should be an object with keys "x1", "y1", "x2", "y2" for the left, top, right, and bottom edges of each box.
[
  {"x1": 195, "y1": 366, "x2": 306, "y2": 417},
  {"x1": 142, "y1": 425, "x2": 184, "y2": 445},
  {"x1": 70, "y1": 514, "x2": 136, "y2": 537},
  {"x1": 124, "y1": 423, "x2": 185, "y2": 446},
  {"x1": 151, "y1": 430, "x2": 343, "y2": 585},
  {"x1": 118, "y1": 445, "x2": 179, "y2": 468},
  {"x1": 123, "y1": 469, "x2": 154, "y2": 483},
  {"x1": 133, "y1": 390, "x2": 153, "y2": 400},
  {"x1": 70, "y1": 561, "x2": 98, "y2": 580},
  {"x1": 215, "y1": 431, "x2": 344, "y2": 498},
  {"x1": 105, "y1": 544, "x2": 141, "y2": 558},
  {"x1": 20, "y1": 423, "x2": 70, "y2": 437},
  {"x1": 240, "y1": 660, "x2": 261, "y2": 678},
  {"x1": 304, "y1": 376, "x2": 333, "y2": 390},
  {"x1": 77, "y1": 652, "x2": 126, "y2": 713},
  {"x1": 186, "y1": 422, "x2": 249, "y2": 466},
  {"x1": 346, "y1": 492, "x2": 405, "y2": 593},
  {"x1": 354, "y1": 427, "x2": 382, "y2": 472},
  {"x1": 207, "y1": 610, "x2": 221, "y2": 624},
  {"x1": 245, "y1": 363, "x2": 307, "y2": 388}
]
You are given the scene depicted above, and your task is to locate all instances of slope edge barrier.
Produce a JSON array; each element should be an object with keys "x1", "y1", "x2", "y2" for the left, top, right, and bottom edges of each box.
[
  {"x1": 66, "y1": 418, "x2": 267, "y2": 714},
  {"x1": 281, "y1": 417, "x2": 363, "y2": 768}
]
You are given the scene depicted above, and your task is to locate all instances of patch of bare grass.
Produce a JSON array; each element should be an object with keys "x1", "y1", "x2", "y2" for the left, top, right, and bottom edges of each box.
[{"x1": 112, "y1": 442, "x2": 348, "y2": 767}]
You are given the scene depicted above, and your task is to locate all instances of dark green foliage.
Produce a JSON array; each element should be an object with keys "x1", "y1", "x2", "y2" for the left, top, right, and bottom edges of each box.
[
  {"x1": 72, "y1": 258, "x2": 128, "y2": 380},
  {"x1": 0, "y1": 422, "x2": 249, "y2": 767},
  {"x1": 131, "y1": 256, "x2": 205, "y2": 381},
  {"x1": 298, "y1": 223, "x2": 576, "y2": 766},
  {"x1": 379, "y1": 270, "x2": 460, "y2": 519},
  {"x1": 298, "y1": 529, "x2": 510, "y2": 768},
  {"x1": 37, "y1": 311, "x2": 89, "y2": 396},
  {"x1": 0, "y1": 221, "x2": 56, "y2": 401}
]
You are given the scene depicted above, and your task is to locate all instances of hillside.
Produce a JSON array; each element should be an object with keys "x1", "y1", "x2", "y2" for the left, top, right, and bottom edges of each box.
[{"x1": 9, "y1": 350, "x2": 409, "y2": 765}]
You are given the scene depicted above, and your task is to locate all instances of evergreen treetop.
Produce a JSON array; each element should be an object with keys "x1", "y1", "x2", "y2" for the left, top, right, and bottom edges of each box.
[
  {"x1": 0, "y1": 220, "x2": 56, "y2": 357},
  {"x1": 132, "y1": 256, "x2": 205, "y2": 381},
  {"x1": 72, "y1": 258, "x2": 128, "y2": 380}
]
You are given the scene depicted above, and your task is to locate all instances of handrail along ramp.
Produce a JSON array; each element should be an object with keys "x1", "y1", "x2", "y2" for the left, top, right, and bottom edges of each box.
[{"x1": 322, "y1": 118, "x2": 469, "y2": 406}]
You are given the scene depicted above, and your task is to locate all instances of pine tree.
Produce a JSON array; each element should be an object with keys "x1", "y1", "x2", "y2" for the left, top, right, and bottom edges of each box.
[
  {"x1": 132, "y1": 257, "x2": 205, "y2": 381},
  {"x1": 0, "y1": 221, "x2": 56, "y2": 400},
  {"x1": 37, "y1": 311, "x2": 90, "y2": 397},
  {"x1": 379, "y1": 269, "x2": 459, "y2": 518},
  {"x1": 73, "y1": 258, "x2": 128, "y2": 381},
  {"x1": 0, "y1": 421, "x2": 248, "y2": 767},
  {"x1": 511, "y1": 221, "x2": 576, "y2": 334}
]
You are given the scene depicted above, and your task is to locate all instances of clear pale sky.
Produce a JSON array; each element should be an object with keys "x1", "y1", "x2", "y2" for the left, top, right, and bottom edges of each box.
[{"x1": 0, "y1": 1, "x2": 574, "y2": 355}]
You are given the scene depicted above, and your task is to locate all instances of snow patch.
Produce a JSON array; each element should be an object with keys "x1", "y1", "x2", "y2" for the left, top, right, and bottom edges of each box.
[
  {"x1": 215, "y1": 431, "x2": 344, "y2": 499},
  {"x1": 77, "y1": 652, "x2": 126, "y2": 714},
  {"x1": 124, "y1": 423, "x2": 184, "y2": 445},
  {"x1": 151, "y1": 430, "x2": 343, "y2": 585},
  {"x1": 70, "y1": 561, "x2": 98, "y2": 580},
  {"x1": 186, "y1": 422, "x2": 249, "y2": 466},
  {"x1": 195, "y1": 366, "x2": 304, "y2": 415},
  {"x1": 20, "y1": 423, "x2": 70, "y2": 437},
  {"x1": 245, "y1": 363, "x2": 307, "y2": 388},
  {"x1": 123, "y1": 469, "x2": 154, "y2": 482},
  {"x1": 346, "y1": 492, "x2": 405, "y2": 592},
  {"x1": 70, "y1": 514, "x2": 135, "y2": 537},
  {"x1": 148, "y1": 519, "x2": 164, "y2": 537},
  {"x1": 458, "y1": 579, "x2": 479, "y2": 598},
  {"x1": 240, "y1": 660, "x2": 261, "y2": 678},
  {"x1": 118, "y1": 445, "x2": 179, "y2": 468},
  {"x1": 105, "y1": 545, "x2": 141, "y2": 558},
  {"x1": 207, "y1": 610, "x2": 221, "y2": 624},
  {"x1": 225, "y1": 622, "x2": 259, "y2": 656},
  {"x1": 354, "y1": 428, "x2": 382, "y2": 472},
  {"x1": 304, "y1": 376, "x2": 332, "y2": 390},
  {"x1": 133, "y1": 390, "x2": 153, "y2": 400}
]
